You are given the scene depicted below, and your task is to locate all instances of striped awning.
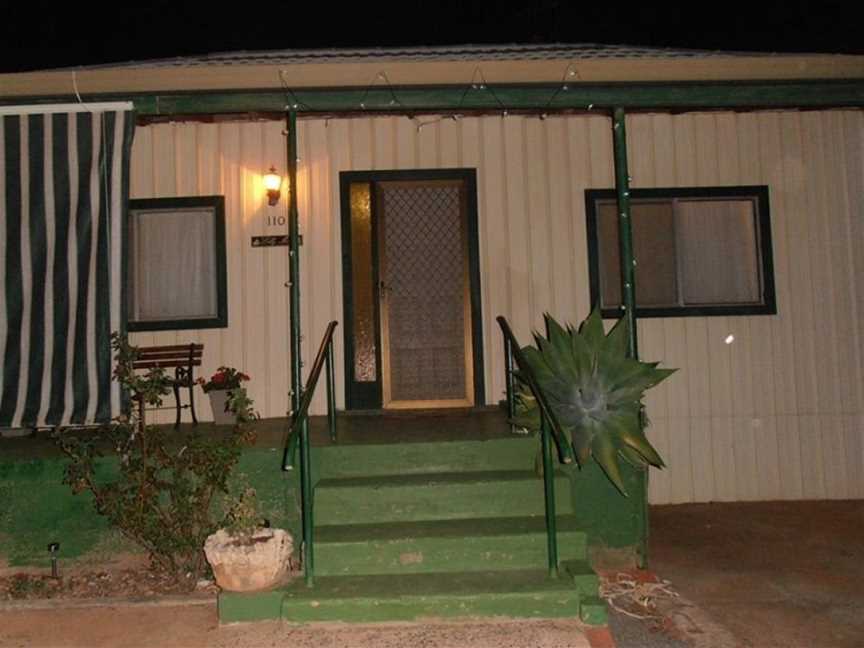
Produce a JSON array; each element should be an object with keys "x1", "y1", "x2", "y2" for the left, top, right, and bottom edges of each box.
[{"x1": 0, "y1": 103, "x2": 135, "y2": 428}]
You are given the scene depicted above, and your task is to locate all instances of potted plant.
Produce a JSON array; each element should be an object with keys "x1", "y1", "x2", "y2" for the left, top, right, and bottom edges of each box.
[
  {"x1": 204, "y1": 484, "x2": 294, "y2": 592},
  {"x1": 198, "y1": 367, "x2": 251, "y2": 425},
  {"x1": 511, "y1": 309, "x2": 675, "y2": 495}
]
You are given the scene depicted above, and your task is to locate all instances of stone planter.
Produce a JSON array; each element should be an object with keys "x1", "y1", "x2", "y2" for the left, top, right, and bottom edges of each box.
[
  {"x1": 207, "y1": 389, "x2": 236, "y2": 425},
  {"x1": 204, "y1": 528, "x2": 293, "y2": 592}
]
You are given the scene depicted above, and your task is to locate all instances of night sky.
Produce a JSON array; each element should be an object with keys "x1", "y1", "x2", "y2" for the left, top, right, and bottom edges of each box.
[{"x1": 0, "y1": 0, "x2": 862, "y2": 74}]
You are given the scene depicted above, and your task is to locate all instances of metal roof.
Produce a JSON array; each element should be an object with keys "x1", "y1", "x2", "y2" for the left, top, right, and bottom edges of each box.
[{"x1": 80, "y1": 42, "x2": 789, "y2": 71}]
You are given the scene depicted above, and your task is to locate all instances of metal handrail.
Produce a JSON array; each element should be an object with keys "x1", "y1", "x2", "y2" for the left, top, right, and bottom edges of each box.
[
  {"x1": 497, "y1": 315, "x2": 574, "y2": 578},
  {"x1": 281, "y1": 320, "x2": 338, "y2": 587}
]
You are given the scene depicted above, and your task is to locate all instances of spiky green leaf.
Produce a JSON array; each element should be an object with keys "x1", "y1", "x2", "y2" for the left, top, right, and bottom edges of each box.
[
  {"x1": 618, "y1": 443, "x2": 650, "y2": 468},
  {"x1": 591, "y1": 433, "x2": 628, "y2": 496},
  {"x1": 579, "y1": 308, "x2": 606, "y2": 349},
  {"x1": 603, "y1": 317, "x2": 630, "y2": 355},
  {"x1": 570, "y1": 422, "x2": 594, "y2": 466},
  {"x1": 609, "y1": 415, "x2": 665, "y2": 468},
  {"x1": 545, "y1": 314, "x2": 572, "y2": 358}
]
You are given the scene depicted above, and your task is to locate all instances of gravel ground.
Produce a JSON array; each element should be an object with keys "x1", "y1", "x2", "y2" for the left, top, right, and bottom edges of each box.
[
  {"x1": 608, "y1": 609, "x2": 689, "y2": 648},
  {"x1": 0, "y1": 603, "x2": 595, "y2": 648}
]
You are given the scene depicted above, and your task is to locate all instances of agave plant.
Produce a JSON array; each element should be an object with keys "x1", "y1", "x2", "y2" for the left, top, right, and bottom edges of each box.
[{"x1": 511, "y1": 309, "x2": 675, "y2": 496}]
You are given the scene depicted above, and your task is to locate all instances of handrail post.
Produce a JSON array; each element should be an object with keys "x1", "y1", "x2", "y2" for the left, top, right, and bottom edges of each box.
[
  {"x1": 326, "y1": 338, "x2": 336, "y2": 443},
  {"x1": 503, "y1": 333, "x2": 516, "y2": 434},
  {"x1": 300, "y1": 416, "x2": 314, "y2": 587},
  {"x1": 281, "y1": 322, "x2": 338, "y2": 586},
  {"x1": 540, "y1": 414, "x2": 559, "y2": 578}
]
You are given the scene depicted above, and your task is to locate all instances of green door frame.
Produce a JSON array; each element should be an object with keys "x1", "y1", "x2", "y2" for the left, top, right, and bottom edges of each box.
[{"x1": 339, "y1": 168, "x2": 485, "y2": 411}]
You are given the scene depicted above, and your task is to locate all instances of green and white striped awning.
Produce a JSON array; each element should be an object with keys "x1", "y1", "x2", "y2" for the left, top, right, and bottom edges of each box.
[{"x1": 0, "y1": 103, "x2": 135, "y2": 428}]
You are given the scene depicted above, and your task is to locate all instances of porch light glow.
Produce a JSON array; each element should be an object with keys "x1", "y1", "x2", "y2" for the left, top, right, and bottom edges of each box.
[{"x1": 263, "y1": 166, "x2": 283, "y2": 206}]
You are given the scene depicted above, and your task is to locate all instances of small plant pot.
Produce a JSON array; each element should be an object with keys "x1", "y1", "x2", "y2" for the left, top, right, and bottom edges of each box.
[
  {"x1": 207, "y1": 390, "x2": 236, "y2": 425},
  {"x1": 204, "y1": 528, "x2": 294, "y2": 592}
]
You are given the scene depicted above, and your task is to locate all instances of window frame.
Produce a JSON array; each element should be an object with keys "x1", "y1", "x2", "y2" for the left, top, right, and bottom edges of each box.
[
  {"x1": 585, "y1": 185, "x2": 777, "y2": 318},
  {"x1": 125, "y1": 195, "x2": 228, "y2": 332}
]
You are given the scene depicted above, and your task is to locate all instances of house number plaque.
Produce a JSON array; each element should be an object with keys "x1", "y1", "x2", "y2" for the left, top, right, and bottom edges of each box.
[{"x1": 251, "y1": 235, "x2": 290, "y2": 247}]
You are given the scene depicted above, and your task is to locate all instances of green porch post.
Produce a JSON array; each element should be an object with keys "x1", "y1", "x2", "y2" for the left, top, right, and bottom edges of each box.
[
  {"x1": 286, "y1": 110, "x2": 313, "y2": 585},
  {"x1": 611, "y1": 107, "x2": 648, "y2": 566},
  {"x1": 611, "y1": 107, "x2": 638, "y2": 360}
]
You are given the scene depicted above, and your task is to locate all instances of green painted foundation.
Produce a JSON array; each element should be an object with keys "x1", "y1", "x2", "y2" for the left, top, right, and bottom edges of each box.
[
  {"x1": 1, "y1": 413, "x2": 643, "y2": 625},
  {"x1": 0, "y1": 431, "x2": 299, "y2": 568}
]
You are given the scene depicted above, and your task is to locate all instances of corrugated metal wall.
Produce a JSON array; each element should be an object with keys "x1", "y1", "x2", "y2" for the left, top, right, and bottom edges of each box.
[{"x1": 129, "y1": 109, "x2": 864, "y2": 504}]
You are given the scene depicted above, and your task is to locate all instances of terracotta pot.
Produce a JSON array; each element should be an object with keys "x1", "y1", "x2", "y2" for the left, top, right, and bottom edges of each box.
[
  {"x1": 207, "y1": 389, "x2": 236, "y2": 425},
  {"x1": 204, "y1": 528, "x2": 294, "y2": 592}
]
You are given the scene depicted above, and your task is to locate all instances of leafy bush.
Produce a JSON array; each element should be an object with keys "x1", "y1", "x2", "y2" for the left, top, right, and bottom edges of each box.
[
  {"x1": 221, "y1": 483, "x2": 266, "y2": 543},
  {"x1": 55, "y1": 334, "x2": 258, "y2": 578}
]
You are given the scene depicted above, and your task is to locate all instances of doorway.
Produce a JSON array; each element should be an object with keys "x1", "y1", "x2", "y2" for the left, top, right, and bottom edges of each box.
[{"x1": 340, "y1": 169, "x2": 484, "y2": 411}]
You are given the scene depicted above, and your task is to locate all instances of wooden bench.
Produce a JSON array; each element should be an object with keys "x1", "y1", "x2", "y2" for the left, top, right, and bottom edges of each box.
[{"x1": 132, "y1": 343, "x2": 204, "y2": 427}]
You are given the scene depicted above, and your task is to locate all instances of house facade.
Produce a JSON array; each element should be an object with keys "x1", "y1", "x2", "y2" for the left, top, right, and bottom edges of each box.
[{"x1": 2, "y1": 44, "x2": 864, "y2": 506}]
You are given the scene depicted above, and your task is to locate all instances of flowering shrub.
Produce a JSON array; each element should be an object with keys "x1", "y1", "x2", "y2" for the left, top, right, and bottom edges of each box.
[
  {"x1": 198, "y1": 366, "x2": 250, "y2": 393},
  {"x1": 55, "y1": 335, "x2": 258, "y2": 579}
]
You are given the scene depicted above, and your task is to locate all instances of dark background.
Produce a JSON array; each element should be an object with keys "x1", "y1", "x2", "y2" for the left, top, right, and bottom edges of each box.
[{"x1": 1, "y1": 0, "x2": 862, "y2": 73}]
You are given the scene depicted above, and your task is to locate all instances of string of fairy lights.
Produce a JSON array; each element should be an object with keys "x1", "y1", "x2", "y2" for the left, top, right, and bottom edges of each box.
[{"x1": 277, "y1": 61, "x2": 593, "y2": 131}]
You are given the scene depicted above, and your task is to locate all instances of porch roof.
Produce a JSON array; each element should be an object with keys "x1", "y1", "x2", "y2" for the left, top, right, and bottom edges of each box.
[{"x1": 0, "y1": 43, "x2": 863, "y2": 114}]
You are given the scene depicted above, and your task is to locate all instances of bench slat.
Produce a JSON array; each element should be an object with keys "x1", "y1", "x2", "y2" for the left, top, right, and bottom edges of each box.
[
  {"x1": 135, "y1": 350, "x2": 203, "y2": 362},
  {"x1": 132, "y1": 359, "x2": 203, "y2": 370},
  {"x1": 136, "y1": 344, "x2": 204, "y2": 353}
]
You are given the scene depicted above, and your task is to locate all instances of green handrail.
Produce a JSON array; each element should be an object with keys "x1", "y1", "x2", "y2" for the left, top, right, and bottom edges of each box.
[
  {"x1": 282, "y1": 320, "x2": 339, "y2": 587},
  {"x1": 497, "y1": 316, "x2": 575, "y2": 578}
]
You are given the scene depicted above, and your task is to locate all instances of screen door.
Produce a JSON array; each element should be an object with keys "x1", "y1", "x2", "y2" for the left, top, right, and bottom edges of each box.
[{"x1": 377, "y1": 179, "x2": 474, "y2": 408}]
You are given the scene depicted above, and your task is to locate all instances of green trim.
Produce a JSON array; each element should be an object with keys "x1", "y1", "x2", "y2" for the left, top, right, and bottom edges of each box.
[
  {"x1": 4, "y1": 80, "x2": 864, "y2": 116},
  {"x1": 126, "y1": 195, "x2": 228, "y2": 332},
  {"x1": 339, "y1": 168, "x2": 485, "y2": 410},
  {"x1": 585, "y1": 185, "x2": 777, "y2": 318}
]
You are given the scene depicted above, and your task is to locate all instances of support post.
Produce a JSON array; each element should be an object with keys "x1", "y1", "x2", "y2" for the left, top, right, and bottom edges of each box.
[
  {"x1": 540, "y1": 416, "x2": 559, "y2": 578},
  {"x1": 612, "y1": 107, "x2": 638, "y2": 360},
  {"x1": 286, "y1": 110, "x2": 313, "y2": 585},
  {"x1": 611, "y1": 107, "x2": 648, "y2": 567}
]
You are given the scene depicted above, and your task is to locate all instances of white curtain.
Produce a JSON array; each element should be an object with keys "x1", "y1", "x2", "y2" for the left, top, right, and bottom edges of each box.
[{"x1": 129, "y1": 208, "x2": 217, "y2": 322}]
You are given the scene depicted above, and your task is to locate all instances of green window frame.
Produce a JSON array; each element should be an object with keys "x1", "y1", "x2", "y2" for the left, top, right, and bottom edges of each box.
[
  {"x1": 585, "y1": 186, "x2": 776, "y2": 318},
  {"x1": 126, "y1": 196, "x2": 228, "y2": 332}
]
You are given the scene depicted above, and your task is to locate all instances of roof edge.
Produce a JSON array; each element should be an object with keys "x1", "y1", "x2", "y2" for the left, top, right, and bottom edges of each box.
[{"x1": 2, "y1": 49, "x2": 863, "y2": 99}]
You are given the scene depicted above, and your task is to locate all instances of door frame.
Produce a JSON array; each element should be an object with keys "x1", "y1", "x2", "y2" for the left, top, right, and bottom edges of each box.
[{"x1": 339, "y1": 168, "x2": 485, "y2": 411}]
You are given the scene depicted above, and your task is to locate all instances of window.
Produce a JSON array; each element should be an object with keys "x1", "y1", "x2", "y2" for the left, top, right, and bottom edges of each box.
[
  {"x1": 585, "y1": 186, "x2": 776, "y2": 317},
  {"x1": 127, "y1": 196, "x2": 227, "y2": 331}
]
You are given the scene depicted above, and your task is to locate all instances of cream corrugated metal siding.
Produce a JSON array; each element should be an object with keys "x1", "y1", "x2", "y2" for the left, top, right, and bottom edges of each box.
[{"x1": 129, "y1": 109, "x2": 864, "y2": 504}]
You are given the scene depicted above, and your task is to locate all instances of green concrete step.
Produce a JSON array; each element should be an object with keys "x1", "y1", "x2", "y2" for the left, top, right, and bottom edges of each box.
[
  {"x1": 314, "y1": 470, "x2": 573, "y2": 525},
  {"x1": 219, "y1": 567, "x2": 600, "y2": 624},
  {"x1": 314, "y1": 515, "x2": 589, "y2": 576},
  {"x1": 314, "y1": 436, "x2": 536, "y2": 478}
]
